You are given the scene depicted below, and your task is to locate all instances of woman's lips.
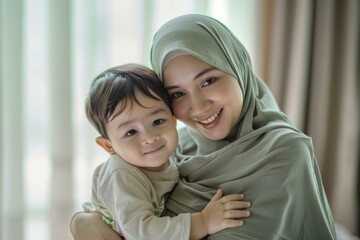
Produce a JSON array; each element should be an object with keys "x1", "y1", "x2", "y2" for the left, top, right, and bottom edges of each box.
[{"x1": 196, "y1": 109, "x2": 223, "y2": 129}]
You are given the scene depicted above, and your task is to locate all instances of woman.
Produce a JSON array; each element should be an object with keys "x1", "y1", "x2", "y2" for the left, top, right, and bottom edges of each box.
[
  {"x1": 71, "y1": 14, "x2": 336, "y2": 239},
  {"x1": 150, "y1": 14, "x2": 335, "y2": 239}
]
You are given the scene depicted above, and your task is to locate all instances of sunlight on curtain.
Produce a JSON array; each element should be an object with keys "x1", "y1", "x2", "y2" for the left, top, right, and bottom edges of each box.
[
  {"x1": 1, "y1": 0, "x2": 25, "y2": 239},
  {"x1": 0, "y1": 0, "x2": 257, "y2": 240},
  {"x1": 23, "y1": 0, "x2": 50, "y2": 238}
]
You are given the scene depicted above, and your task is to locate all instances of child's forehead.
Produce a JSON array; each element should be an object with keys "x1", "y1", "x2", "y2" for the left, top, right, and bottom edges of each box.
[
  {"x1": 110, "y1": 98, "x2": 170, "y2": 129},
  {"x1": 130, "y1": 90, "x2": 163, "y2": 107},
  {"x1": 122, "y1": 96, "x2": 159, "y2": 109},
  {"x1": 115, "y1": 93, "x2": 168, "y2": 116}
]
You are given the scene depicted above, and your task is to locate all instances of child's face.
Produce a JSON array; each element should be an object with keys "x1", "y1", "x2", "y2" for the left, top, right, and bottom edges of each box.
[{"x1": 105, "y1": 91, "x2": 178, "y2": 171}]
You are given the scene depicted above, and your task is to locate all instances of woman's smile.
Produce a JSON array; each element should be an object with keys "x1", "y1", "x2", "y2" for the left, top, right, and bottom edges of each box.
[
  {"x1": 197, "y1": 109, "x2": 222, "y2": 124},
  {"x1": 195, "y1": 108, "x2": 223, "y2": 129},
  {"x1": 163, "y1": 54, "x2": 243, "y2": 140}
]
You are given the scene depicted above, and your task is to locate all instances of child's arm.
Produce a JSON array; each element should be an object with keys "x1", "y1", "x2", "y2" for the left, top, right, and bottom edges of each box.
[
  {"x1": 101, "y1": 165, "x2": 250, "y2": 240},
  {"x1": 189, "y1": 189, "x2": 251, "y2": 240}
]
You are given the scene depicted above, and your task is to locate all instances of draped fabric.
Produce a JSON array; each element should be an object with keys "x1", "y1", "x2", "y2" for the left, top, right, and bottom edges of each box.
[
  {"x1": 151, "y1": 14, "x2": 336, "y2": 239},
  {"x1": 254, "y1": 0, "x2": 359, "y2": 234}
]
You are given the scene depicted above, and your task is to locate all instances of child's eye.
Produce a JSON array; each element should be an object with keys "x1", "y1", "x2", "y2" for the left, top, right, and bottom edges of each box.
[
  {"x1": 202, "y1": 77, "x2": 217, "y2": 87},
  {"x1": 125, "y1": 129, "x2": 138, "y2": 137},
  {"x1": 153, "y1": 119, "x2": 166, "y2": 126}
]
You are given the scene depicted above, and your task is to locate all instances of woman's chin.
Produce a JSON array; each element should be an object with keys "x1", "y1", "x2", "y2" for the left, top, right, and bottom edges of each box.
[{"x1": 196, "y1": 125, "x2": 229, "y2": 140}]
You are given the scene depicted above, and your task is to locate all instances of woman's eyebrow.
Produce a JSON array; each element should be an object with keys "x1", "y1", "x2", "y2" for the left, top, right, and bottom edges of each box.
[
  {"x1": 164, "y1": 67, "x2": 217, "y2": 91},
  {"x1": 165, "y1": 85, "x2": 177, "y2": 91},
  {"x1": 193, "y1": 67, "x2": 217, "y2": 80}
]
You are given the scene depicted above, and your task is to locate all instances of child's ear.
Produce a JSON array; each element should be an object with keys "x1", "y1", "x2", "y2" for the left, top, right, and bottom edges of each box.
[{"x1": 96, "y1": 137, "x2": 116, "y2": 154}]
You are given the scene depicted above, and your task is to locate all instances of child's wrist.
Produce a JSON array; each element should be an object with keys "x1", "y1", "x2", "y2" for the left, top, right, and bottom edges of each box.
[
  {"x1": 199, "y1": 211, "x2": 208, "y2": 235},
  {"x1": 190, "y1": 212, "x2": 208, "y2": 239}
]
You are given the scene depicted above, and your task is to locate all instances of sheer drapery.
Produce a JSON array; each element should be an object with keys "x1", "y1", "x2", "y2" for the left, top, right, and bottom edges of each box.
[
  {"x1": 1, "y1": 0, "x2": 358, "y2": 239},
  {"x1": 0, "y1": 1, "x2": 257, "y2": 239},
  {"x1": 48, "y1": 0, "x2": 74, "y2": 239},
  {"x1": 1, "y1": 0, "x2": 25, "y2": 240},
  {"x1": 255, "y1": 0, "x2": 359, "y2": 235}
]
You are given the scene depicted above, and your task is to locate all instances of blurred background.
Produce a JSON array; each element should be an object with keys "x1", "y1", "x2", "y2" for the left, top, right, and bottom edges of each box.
[{"x1": 1, "y1": 0, "x2": 359, "y2": 239}]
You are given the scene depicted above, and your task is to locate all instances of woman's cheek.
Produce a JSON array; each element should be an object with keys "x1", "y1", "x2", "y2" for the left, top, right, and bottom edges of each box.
[{"x1": 172, "y1": 101, "x2": 187, "y2": 122}]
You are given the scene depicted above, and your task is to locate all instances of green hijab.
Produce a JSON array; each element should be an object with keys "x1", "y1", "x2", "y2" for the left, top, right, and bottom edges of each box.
[{"x1": 151, "y1": 14, "x2": 336, "y2": 239}]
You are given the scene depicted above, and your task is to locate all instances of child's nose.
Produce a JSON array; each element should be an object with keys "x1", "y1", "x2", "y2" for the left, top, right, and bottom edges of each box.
[{"x1": 142, "y1": 130, "x2": 160, "y2": 144}]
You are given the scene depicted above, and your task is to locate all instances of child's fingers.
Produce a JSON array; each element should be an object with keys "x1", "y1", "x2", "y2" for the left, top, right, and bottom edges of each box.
[
  {"x1": 224, "y1": 200, "x2": 251, "y2": 210},
  {"x1": 209, "y1": 189, "x2": 223, "y2": 203},
  {"x1": 222, "y1": 219, "x2": 245, "y2": 228},
  {"x1": 224, "y1": 209, "x2": 251, "y2": 219},
  {"x1": 220, "y1": 193, "x2": 245, "y2": 202}
]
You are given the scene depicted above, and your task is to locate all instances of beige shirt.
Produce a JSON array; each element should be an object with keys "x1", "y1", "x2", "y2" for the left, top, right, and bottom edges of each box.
[{"x1": 91, "y1": 154, "x2": 191, "y2": 240}]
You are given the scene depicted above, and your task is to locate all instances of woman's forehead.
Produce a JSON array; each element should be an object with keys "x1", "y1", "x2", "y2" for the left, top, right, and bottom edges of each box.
[{"x1": 163, "y1": 55, "x2": 217, "y2": 81}]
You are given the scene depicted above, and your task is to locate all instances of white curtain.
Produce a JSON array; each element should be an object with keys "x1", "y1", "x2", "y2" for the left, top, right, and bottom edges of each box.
[
  {"x1": 1, "y1": 0, "x2": 25, "y2": 239},
  {"x1": 0, "y1": 1, "x2": 258, "y2": 239}
]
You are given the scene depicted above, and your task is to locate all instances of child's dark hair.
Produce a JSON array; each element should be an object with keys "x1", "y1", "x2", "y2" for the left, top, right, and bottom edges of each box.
[{"x1": 85, "y1": 63, "x2": 171, "y2": 139}]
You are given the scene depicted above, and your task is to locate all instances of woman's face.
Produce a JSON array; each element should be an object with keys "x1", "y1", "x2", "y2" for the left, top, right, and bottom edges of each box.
[{"x1": 163, "y1": 54, "x2": 243, "y2": 140}]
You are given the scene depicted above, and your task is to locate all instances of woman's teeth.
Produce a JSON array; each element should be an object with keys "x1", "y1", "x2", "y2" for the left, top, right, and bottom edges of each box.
[{"x1": 200, "y1": 110, "x2": 220, "y2": 124}]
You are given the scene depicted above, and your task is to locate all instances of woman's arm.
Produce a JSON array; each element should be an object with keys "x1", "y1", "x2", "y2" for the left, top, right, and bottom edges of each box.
[{"x1": 70, "y1": 211, "x2": 122, "y2": 240}]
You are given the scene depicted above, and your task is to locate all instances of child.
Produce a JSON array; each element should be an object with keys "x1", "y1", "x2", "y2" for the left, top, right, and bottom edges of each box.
[{"x1": 82, "y1": 63, "x2": 251, "y2": 240}]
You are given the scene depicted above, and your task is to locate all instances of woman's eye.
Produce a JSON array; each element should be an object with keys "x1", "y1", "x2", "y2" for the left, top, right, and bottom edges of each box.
[
  {"x1": 203, "y1": 77, "x2": 217, "y2": 87},
  {"x1": 169, "y1": 92, "x2": 185, "y2": 99},
  {"x1": 153, "y1": 119, "x2": 166, "y2": 126},
  {"x1": 125, "y1": 129, "x2": 138, "y2": 137}
]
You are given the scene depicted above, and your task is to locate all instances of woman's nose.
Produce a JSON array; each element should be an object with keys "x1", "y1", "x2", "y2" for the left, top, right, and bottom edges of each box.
[{"x1": 189, "y1": 92, "x2": 210, "y2": 117}]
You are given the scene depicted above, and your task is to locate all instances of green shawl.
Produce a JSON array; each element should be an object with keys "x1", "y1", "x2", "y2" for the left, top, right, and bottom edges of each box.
[{"x1": 151, "y1": 14, "x2": 336, "y2": 239}]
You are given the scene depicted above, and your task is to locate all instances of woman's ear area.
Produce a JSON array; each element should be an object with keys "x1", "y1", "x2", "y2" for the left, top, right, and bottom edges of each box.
[{"x1": 96, "y1": 136, "x2": 116, "y2": 154}]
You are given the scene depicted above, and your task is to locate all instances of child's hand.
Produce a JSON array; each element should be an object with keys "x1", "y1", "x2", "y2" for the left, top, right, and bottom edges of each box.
[{"x1": 201, "y1": 189, "x2": 251, "y2": 235}]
